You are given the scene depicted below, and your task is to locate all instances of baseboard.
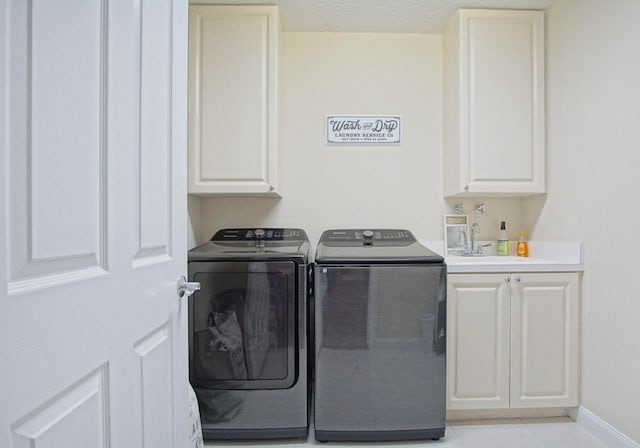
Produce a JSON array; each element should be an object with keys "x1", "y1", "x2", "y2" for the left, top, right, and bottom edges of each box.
[
  {"x1": 575, "y1": 406, "x2": 639, "y2": 448},
  {"x1": 447, "y1": 407, "x2": 569, "y2": 421}
]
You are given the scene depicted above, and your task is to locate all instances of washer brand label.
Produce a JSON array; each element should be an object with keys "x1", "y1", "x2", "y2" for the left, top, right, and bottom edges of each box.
[{"x1": 326, "y1": 115, "x2": 401, "y2": 145}]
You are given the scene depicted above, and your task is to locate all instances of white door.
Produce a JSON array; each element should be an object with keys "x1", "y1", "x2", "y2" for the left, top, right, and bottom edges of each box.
[{"x1": 0, "y1": 1, "x2": 189, "y2": 447}]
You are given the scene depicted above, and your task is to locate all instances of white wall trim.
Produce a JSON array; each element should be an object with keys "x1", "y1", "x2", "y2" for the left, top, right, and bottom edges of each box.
[{"x1": 574, "y1": 406, "x2": 639, "y2": 448}]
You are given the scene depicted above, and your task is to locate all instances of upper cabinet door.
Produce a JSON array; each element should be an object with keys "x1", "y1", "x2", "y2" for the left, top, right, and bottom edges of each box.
[
  {"x1": 188, "y1": 6, "x2": 280, "y2": 195},
  {"x1": 444, "y1": 9, "x2": 545, "y2": 197}
]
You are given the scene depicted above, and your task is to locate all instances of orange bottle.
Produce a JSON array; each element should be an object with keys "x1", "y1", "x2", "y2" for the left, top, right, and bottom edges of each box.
[{"x1": 517, "y1": 231, "x2": 529, "y2": 257}]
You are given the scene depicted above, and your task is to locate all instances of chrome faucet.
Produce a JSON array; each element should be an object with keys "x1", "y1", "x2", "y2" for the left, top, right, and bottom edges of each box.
[
  {"x1": 470, "y1": 223, "x2": 480, "y2": 254},
  {"x1": 465, "y1": 223, "x2": 492, "y2": 256}
]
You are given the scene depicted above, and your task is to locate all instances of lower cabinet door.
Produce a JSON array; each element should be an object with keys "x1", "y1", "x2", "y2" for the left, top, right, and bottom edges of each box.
[
  {"x1": 446, "y1": 274, "x2": 511, "y2": 410},
  {"x1": 510, "y1": 273, "x2": 579, "y2": 408}
]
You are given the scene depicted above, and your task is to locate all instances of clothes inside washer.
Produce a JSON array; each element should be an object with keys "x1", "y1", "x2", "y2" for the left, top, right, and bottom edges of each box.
[
  {"x1": 207, "y1": 311, "x2": 248, "y2": 379},
  {"x1": 244, "y1": 262, "x2": 271, "y2": 378}
]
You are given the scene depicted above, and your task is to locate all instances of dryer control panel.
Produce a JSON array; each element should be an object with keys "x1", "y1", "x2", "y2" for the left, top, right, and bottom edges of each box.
[{"x1": 212, "y1": 228, "x2": 307, "y2": 242}]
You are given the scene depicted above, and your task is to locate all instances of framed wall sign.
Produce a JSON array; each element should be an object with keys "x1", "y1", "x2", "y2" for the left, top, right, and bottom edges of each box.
[{"x1": 326, "y1": 115, "x2": 401, "y2": 145}]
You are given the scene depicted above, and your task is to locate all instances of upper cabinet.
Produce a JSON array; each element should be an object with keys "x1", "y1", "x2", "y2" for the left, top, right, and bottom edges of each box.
[
  {"x1": 188, "y1": 6, "x2": 280, "y2": 195},
  {"x1": 443, "y1": 9, "x2": 545, "y2": 197}
]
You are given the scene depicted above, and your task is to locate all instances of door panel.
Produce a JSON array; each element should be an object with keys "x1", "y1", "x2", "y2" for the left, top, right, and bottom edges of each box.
[
  {"x1": 447, "y1": 274, "x2": 510, "y2": 410},
  {"x1": 136, "y1": 0, "x2": 172, "y2": 262},
  {"x1": 134, "y1": 324, "x2": 174, "y2": 447},
  {"x1": 470, "y1": 18, "x2": 535, "y2": 182},
  {"x1": 0, "y1": 0, "x2": 188, "y2": 447},
  {"x1": 11, "y1": 367, "x2": 108, "y2": 448},
  {"x1": 510, "y1": 273, "x2": 579, "y2": 408},
  {"x1": 7, "y1": 0, "x2": 107, "y2": 291}
]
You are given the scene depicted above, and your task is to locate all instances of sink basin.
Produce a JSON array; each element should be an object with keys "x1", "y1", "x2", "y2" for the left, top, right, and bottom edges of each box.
[{"x1": 446, "y1": 256, "x2": 556, "y2": 264}]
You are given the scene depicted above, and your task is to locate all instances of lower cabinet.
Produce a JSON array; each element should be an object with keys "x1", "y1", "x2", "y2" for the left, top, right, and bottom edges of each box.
[{"x1": 446, "y1": 272, "x2": 579, "y2": 410}]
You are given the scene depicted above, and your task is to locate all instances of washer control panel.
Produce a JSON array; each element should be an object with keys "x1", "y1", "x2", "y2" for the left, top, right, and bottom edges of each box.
[
  {"x1": 320, "y1": 229, "x2": 415, "y2": 243},
  {"x1": 212, "y1": 228, "x2": 307, "y2": 242}
]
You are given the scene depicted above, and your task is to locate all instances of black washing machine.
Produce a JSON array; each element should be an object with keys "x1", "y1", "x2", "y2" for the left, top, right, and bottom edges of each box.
[
  {"x1": 314, "y1": 229, "x2": 447, "y2": 442},
  {"x1": 188, "y1": 228, "x2": 311, "y2": 441}
]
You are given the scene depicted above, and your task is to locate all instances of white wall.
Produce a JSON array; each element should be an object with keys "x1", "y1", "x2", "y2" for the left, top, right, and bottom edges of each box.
[
  {"x1": 535, "y1": 0, "x2": 640, "y2": 442},
  {"x1": 195, "y1": 31, "x2": 526, "y2": 246}
]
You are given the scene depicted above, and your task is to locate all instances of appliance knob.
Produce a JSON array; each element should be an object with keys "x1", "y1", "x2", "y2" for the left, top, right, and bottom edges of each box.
[
  {"x1": 254, "y1": 228, "x2": 266, "y2": 239},
  {"x1": 362, "y1": 230, "x2": 374, "y2": 239}
]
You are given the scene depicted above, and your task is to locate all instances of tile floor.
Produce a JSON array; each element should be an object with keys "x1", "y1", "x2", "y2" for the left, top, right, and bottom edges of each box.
[{"x1": 204, "y1": 417, "x2": 614, "y2": 447}]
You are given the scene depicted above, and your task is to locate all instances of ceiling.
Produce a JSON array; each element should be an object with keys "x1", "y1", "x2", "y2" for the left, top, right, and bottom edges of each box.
[{"x1": 191, "y1": 0, "x2": 556, "y2": 33}]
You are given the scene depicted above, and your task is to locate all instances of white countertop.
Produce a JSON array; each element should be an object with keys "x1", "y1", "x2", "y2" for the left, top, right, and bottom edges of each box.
[{"x1": 421, "y1": 241, "x2": 584, "y2": 273}]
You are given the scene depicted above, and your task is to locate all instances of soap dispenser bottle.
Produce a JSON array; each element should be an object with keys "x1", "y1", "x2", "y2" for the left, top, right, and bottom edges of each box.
[
  {"x1": 517, "y1": 231, "x2": 529, "y2": 257},
  {"x1": 497, "y1": 221, "x2": 508, "y2": 256}
]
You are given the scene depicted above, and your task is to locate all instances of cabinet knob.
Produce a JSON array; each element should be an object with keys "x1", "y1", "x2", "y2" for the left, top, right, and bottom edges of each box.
[
  {"x1": 505, "y1": 276, "x2": 511, "y2": 283},
  {"x1": 464, "y1": 185, "x2": 469, "y2": 191},
  {"x1": 515, "y1": 276, "x2": 521, "y2": 283}
]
